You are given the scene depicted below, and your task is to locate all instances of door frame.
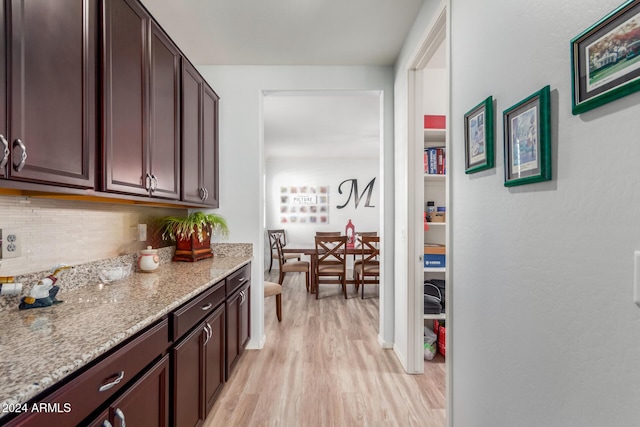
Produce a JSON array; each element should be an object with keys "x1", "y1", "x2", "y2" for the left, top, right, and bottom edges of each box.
[{"x1": 405, "y1": 1, "x2": 452, "y2": 425}]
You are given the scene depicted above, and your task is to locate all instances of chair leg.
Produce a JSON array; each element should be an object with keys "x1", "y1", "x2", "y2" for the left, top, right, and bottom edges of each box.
[
  {"x1": 269, "y1": 251, "x2": 273, "y2": 273},
  {"x1": 305, "y1": 271, "x2": 310, "y2": 292},
  {"x1": 276, "y1": 294, "x2": 282, "y2": 322},
  {"x1": 362, "y1": 279, "x2": 365, "y2": 299},
  {"x1": 342, "y1": 275, "x2": 347, "y2": 299},
  {"x1": 279, "y1": 270, "x2": 285, "y2": 286}
]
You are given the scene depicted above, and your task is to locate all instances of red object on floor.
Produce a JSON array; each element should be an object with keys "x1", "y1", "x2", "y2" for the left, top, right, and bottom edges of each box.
[
  {"x1": 424, "y1": 115, "x2": 446, "y2": 129},
  {"x1": 438, "y1": 325, "x2": 446, "y2": 357}
]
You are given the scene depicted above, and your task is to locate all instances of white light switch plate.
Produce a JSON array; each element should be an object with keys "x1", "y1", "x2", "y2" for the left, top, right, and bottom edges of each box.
[{"x1": 634, "y1": 251, "x2": 640, "y2": 307}]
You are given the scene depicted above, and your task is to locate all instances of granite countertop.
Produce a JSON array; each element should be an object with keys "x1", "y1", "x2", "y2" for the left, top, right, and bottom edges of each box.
[{"x1": 0, "y1": 255, "x2": 251, "y2": 415}]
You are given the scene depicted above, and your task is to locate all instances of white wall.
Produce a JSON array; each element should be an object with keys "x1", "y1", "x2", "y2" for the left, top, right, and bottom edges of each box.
[
  {"x1": 197, "y1": 66, "x2": 395, "y2": 348},
  {"x1": 266, "y1": 157, "x2": 380, "y2": 245},
  {"x1": 412, "y1": 0, "x2": 640, "y2": 425}
]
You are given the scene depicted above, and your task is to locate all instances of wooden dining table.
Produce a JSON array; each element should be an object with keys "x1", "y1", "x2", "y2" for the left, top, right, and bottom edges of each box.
[{"x1": 281, "y1": 242, "x2": 375, "y2": 295}]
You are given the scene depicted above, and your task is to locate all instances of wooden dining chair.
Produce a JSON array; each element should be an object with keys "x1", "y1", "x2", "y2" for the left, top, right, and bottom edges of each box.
[
  {"x1": 315, "y1": 231, "x2": 341, "y2": 236},
  {"x1": 352, "y1": 231, "x2": 378, "y2": 275},
  {"x1": 354, "y1": 236, "x2": 380, "y2": 299},
  {"x1": 314, "y1": 235, "x2": 348, "y2": 299},
  {"x1": 272, "y1": 232, "x2": 310, "y2": 291},
  {"x1": 267, "y1": 229, "x2": 301, "y2": 273}
]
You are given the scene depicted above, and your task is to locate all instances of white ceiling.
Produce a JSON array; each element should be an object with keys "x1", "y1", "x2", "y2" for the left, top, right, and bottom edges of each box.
[
  {"x1": 140, "y1": 0, "x2": 427, "y2": 159},
  {"x1": 141, "y1": 0, "x2": 424, "y2": 66}
]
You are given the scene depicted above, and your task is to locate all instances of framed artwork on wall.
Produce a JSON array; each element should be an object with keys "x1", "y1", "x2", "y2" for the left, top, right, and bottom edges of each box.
[
  {"x1": 503, "y1": 86, "x2": 551, "y2": 187},
  {"x1": 571, "y1": 0, "x2": 640, "y2": 114},
  {"x1": 464, "y1": 96, "x2": 494, "y2": 174}
]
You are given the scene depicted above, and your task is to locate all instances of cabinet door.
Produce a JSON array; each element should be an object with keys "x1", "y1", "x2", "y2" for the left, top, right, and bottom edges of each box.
[
  {"x1": 7, "y1": 0, "x2": 96, "y2": 187},
  {"x1": 225, "y1": 289, "x2": 240, "y2": 380},
  {"x1": 181, "y1": 60, "x2": 204, "y2": 204},
  {"x1": 173, "y1": 322, "x2": 206, "y2": 427},
  {"x1": 239, "y1": 283, "x2": 251, "y2": 351},
  {"x1": 204, "y1": 305, "x2": 225, "y2": 413},
  {"x1": 102, "y1": 0, "x2": 149, "y2": 195},
  {"x1": 149, "y1": 21, "x2": 180, "y2": 200},
  {"x1": 201, "y1": 84, "x2": 219, "y2": 207},
  {"x1": 103, "y1": 355, "x2": 169, "y2": 427},
  {"x1": 0, "y1": 0, "x2": 6, "y2": 179}
]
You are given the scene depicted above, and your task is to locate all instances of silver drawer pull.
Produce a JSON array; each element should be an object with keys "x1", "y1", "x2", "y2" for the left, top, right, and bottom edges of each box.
[
  {"x1": 99, "y1": 371, "x2": 125, "y2": 392},
  {"x1": 0, "y1": 134, "x2": 9, "y2": 170},
  {"x1": 238, "y1": 277, "x2": 246, "y2": 283},
  {"x1": 102, "y1": 421, "x2": 113, "y2": 427},
  {"x1": 12, "y1": 139, "x2": 27, "y2": 172},
  {"x1": 201, "y1": 303, "x2": 213, "y2": 311},
  {"x1": 115, "y1": 408, "x2": 126, "y2": 427}
]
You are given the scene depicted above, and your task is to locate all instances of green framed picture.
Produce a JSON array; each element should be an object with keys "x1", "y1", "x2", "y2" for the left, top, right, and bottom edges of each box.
[
  {"x1": 503, "y1": 86, "x2": 551, "y2": 187},
  {"x1": 464, "y1": 96, "x2": 494, "y2": 174},
  {"x1": 571, "y1": 0, "x2": 640, "y2": 114}
]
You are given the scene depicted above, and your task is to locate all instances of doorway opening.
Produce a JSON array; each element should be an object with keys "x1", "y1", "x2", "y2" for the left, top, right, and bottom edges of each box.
[{"x1": 261, "y1": 90, "x2": 388, "y2": 340}]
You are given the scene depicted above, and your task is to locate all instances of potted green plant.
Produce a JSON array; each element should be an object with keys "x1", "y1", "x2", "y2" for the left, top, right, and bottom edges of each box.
[{"x1": 159, "y1": 211, "x2": 229, "y2": 262}]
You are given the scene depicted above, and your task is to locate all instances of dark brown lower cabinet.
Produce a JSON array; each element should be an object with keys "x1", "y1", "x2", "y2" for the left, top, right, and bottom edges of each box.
[
  {"x1": 2, "y1": 264, "x2": 250, "y2": 427},
  {"x1": 88, "y1": 354, "x2": 170, "y2": 427},
  {"x1": 226, "y1": 281, "x2": 251, "y2": 380},
  {"x1": 173, "y1": 303, "x2": 225, "y2": 427}
]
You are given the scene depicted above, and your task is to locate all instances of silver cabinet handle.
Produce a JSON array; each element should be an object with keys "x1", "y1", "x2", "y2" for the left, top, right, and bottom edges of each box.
[
  {"x1": 201, "y1": 302, "x2": 212, "y2": 311},
  {"x1": 203, "y1": 323, "x2": 211, "y2": 345},
  {"x1": 203, "y1": 187, "x2": 209, "y2": 201},
  {"x1": 145, "y1": 173, "x2": 152, "y2": 191},
  {"x1": 114, "y1": 408, "x2": 126, "y2": 427},
  {"x1": 12, "y1": 139, "x2": 27, "y2": 172},
  {"x1": 238, "y1": 277, "x2": 246, "y2": 284},
  {"x1": 102, "y1": 421, "x2": 113, "y2": 427},
  {"x1": 0, "y1": 135, "x2": 8, "y2": 170},
  {"x1": 206, "y1": 323, "x2": 212, "y2": 345},
  {"x1": 240, "y1": 290, "x2": 245, "y2": 304},
  {"x1": 98, "y1": 371, "x2": 125, "y2": 392},
  {"x1": 151, "y1": 174, "x2": 158, "y2": 192},
  {"x1": 199, "y1": 187, "x2": 206, "y2": 201}
]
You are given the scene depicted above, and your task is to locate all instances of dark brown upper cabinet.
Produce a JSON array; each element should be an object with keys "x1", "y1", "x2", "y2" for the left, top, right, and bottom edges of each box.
[
  {"x1": 0, "y1": 0, "x2": 96, "y2": 188},
  {"x1": 182, "y1": 60, "x2": 219, "y2": 208},
  {"x1": 102, "y1": 0, "x2": 180, "y2": 200}
]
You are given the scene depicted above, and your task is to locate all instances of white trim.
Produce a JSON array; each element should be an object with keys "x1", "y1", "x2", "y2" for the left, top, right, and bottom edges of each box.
[{"x1": 378, "y1": 333, "x2": 393, "y2": 349}]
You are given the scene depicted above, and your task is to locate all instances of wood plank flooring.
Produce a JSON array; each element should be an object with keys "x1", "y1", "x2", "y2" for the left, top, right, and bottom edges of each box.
[{"x1": 203, "y1": 270, "x2": 446, "y2": 427}]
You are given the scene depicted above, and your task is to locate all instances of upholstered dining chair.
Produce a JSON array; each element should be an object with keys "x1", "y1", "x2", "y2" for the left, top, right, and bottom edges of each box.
[
  {"x1": 272, "y1": 231, "x2": 310, "y2": 291},
  {"x1": 354, "y1": 235, "x2": 380, "y2": 299},
  {"x1": 314, "y1": 235, "x2": 348, "y2": 299},
  {"x1": 264, "y1": 281, "x2": 282, "y2": 321},
  {"x1": 267, "y1": 229, "x2": 301, "y2": 273}
]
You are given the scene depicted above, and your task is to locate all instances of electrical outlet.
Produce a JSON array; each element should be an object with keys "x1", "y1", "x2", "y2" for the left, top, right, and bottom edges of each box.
[
  {"x1": 138, "y1": 224, "x2": 147, "y2": 242},
  {"x1": 1, "y1": 230, "x2": 21, "y2": 258}
]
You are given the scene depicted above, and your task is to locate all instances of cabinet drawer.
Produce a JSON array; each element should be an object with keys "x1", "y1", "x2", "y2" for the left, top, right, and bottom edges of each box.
[
  {"x1": 172, "y1": 280, "x2": 225, "y2": 341},
  {"x1": 4, "y1": 319, "x2": 169, "y2": 427},
  {"x1": 226, "y1": 263, "x2": 251, "y2": 295}
]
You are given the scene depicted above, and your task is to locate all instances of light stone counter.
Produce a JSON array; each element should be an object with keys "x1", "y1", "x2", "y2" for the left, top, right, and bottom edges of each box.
[{"x1": 0, "y1": 255, "x2": 252, "y2": 417}]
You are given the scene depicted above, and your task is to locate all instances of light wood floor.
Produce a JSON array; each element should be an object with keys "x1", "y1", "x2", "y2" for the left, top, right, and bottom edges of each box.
[{"x1": 204, "y1": 270, "x2": 446, "y2": 427}]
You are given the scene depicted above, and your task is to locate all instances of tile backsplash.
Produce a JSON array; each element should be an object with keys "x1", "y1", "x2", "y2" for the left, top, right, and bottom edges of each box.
[{"x1": 0, "y1": 195, "x2": 186, "y2": 276}]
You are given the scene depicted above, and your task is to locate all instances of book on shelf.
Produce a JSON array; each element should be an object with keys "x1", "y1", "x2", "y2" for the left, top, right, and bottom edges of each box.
[{"x1": 424, "y1": 147, "x2": 446, "y2": 175}]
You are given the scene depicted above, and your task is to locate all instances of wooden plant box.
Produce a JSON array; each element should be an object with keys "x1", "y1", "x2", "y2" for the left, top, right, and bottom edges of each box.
[{"x1": 173, "y1": 234, "x2": 213, "y2": 262}]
